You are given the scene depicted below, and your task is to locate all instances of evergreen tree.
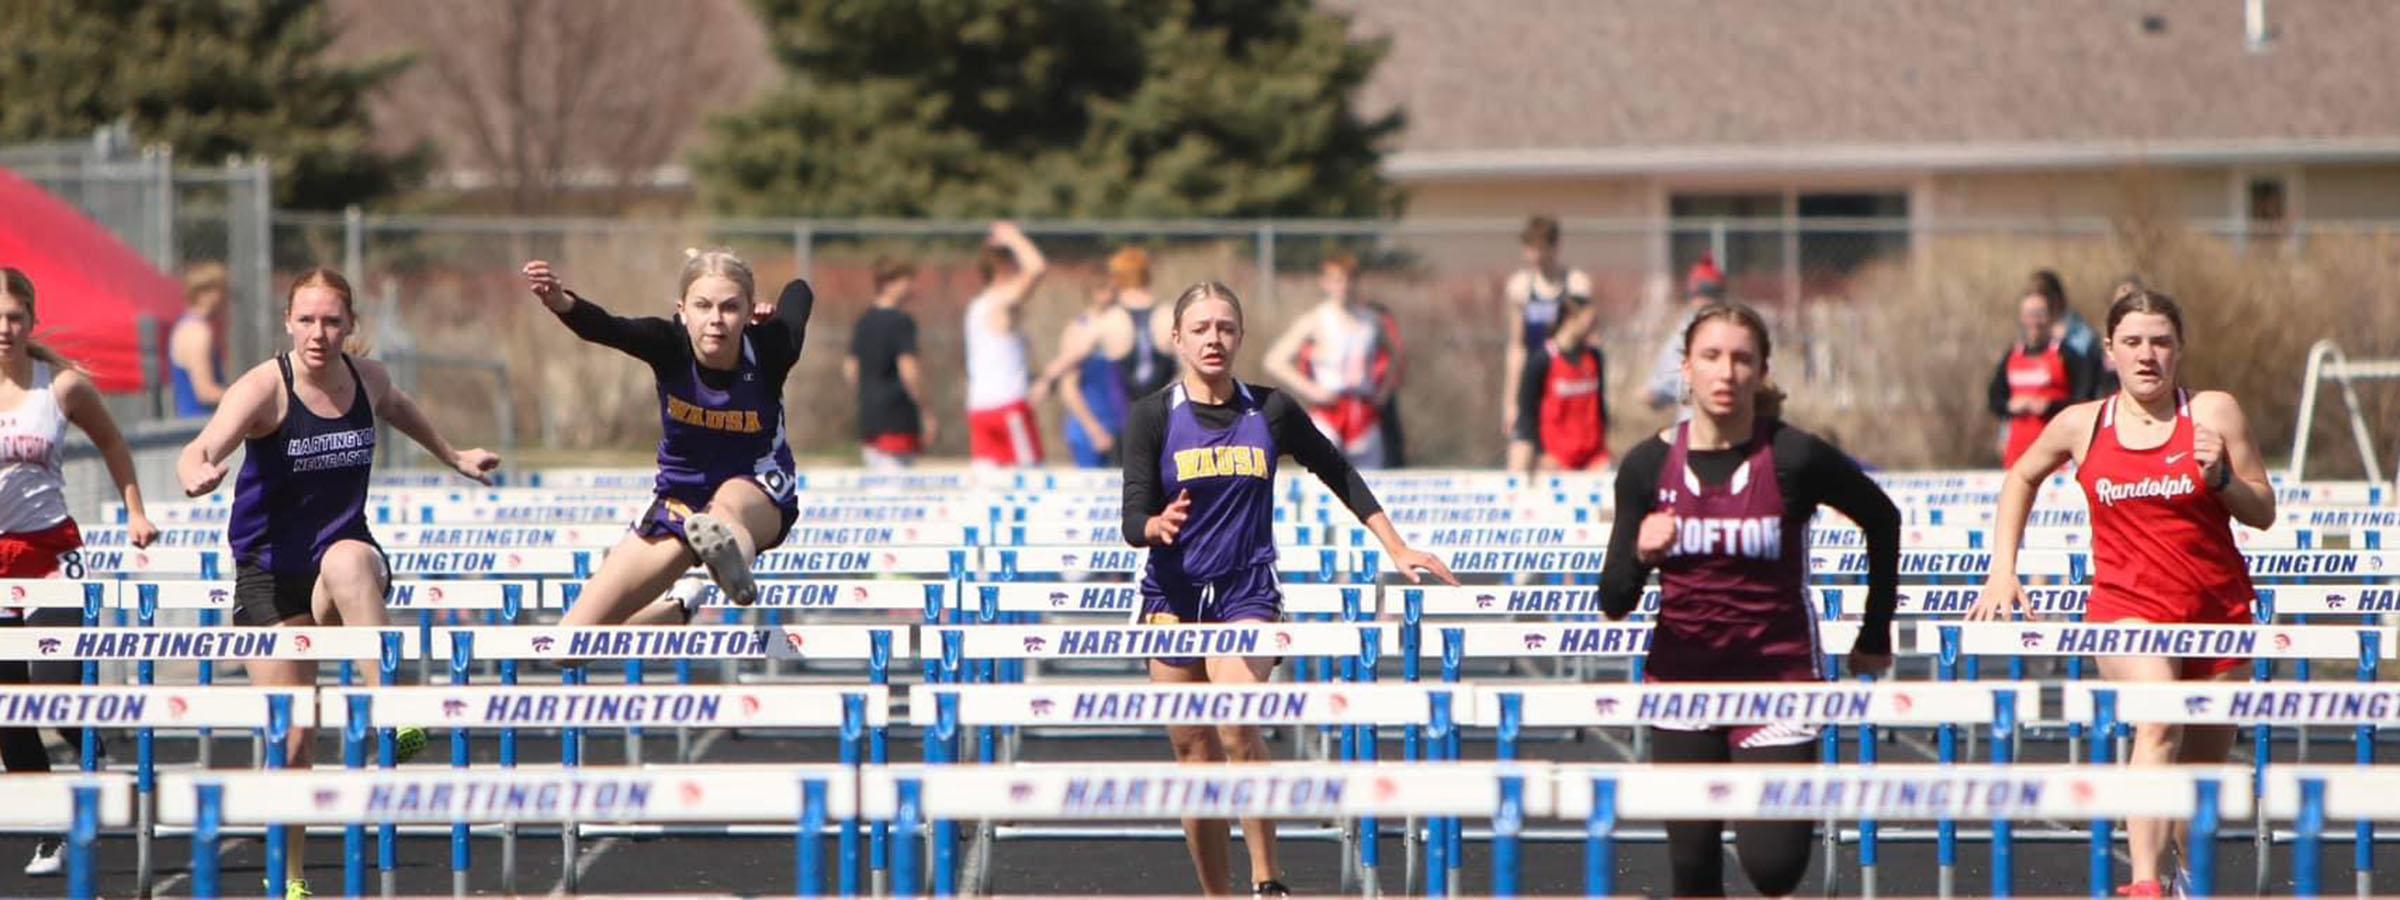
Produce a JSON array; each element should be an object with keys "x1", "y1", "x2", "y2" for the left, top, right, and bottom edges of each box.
[
  {"x1": 0, "y1": 0, "x2": 427, "y2": 209},
  {"x1": 697, "y1": 0, "x2": 1401, "y2": 218}
]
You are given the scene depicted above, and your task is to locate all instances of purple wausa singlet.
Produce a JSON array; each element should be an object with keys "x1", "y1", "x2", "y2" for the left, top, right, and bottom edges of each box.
[
  {"x1": 1142, "y1": 383, "x2": 1279, "y2": 586},
  {"x1": 653, "y1": 333, "x2": 796, "y2": 507},
  {"x1": 227, "y1": 354, "x2": 378, "y2": 572},
  {"x1": 1647, "y1": 420, "x2": 1819, "y2": 682}
]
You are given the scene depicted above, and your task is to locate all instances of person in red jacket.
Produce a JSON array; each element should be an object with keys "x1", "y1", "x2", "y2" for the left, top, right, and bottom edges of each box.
[
  {"x1": 1987, "y1": 290, "x2": 2091, "y2": 467},
  {"x1": 1508, "y1": 294, "x2": 1608, "y2": 474}
]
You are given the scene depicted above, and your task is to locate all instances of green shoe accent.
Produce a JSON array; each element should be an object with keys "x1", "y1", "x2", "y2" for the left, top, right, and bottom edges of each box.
[{"x1": 393, "y1": 727, "x2": 428, "y2": 764}]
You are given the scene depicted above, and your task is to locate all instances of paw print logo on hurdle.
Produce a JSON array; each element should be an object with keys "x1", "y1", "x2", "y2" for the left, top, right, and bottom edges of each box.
[
  {"x1": 1704, "y1": 782, "x2": 1734, "y2": 803},
  {"x1": 2184, "y1": 695, "x2": 2214, "y2": 715},
  {"x1": 1008, "y1": 782, "x2": 1036, "y2": 803},
  {"x1": 2272, "y1": 633, "x2": 2293, "y2": 651},
  {"x1": 427, "y1": 586, "x2": 447, "y2": 604},
  {"x1": 207, "y1": 588, "x2": 230, "y2": 605},
  {"x1": 850, "y1": 586, "x2": 871, "y2": 604},
  {"x1": 1022, "y1": 636, "x2": 1048, "y2": 653},
  {"x1": 1593, "y1": 697, "x2": 1620, "y2": 716},
  {"x1": 1059, "y1": 553, "x2": 1080, "y2": 569},
  {"x1": 36, "y1": 638, "x2": 59, "y2": 654},
  {"x1": 1271, "y1": 631, "x2": 1293, "y2": 650},
  {"x1": 2328, "y1": 594, "x2": 2350, "y2": 610},
  {"x1": 2069, "y1": 779, "x2": 2098, "y2": 806},
  {"x1": 1474, "y1": 594, "x2": 1497, "y2": 609},
  {"x1": 1048, "y1": 591, "x2": 1070, "y2": 608},
  {"x1": 1029, "y1": 698, "x2": 1055, "y2": 717},
  {"x1": 739, "y1": 696, "x2": 762, "y2": 718},
  {"x1": 1522, "y1": 632, "x2": 1548, "y2": 650},
  {"x1": 784, "y1": 632, "x2": 806, "y2": 653},
  {"x1": 531, "y1": 636, "x2": 556, "y2": 653},
  {"x1": 2018, "y1": 630, "x2": 2044, "y2": 649},
  {"x1": 312, "y1": 789, "x2": 340, "y2": 810},
  {"x1": 442, "y1": 699, "x2": 468, "y2": 718},
  {"x1": 293, "y1": 635, "x2": 314, "y2": 653}
]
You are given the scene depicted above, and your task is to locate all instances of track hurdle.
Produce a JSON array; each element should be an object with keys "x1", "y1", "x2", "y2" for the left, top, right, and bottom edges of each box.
[
  {"x1": 0, "y1": 685, "x2": 304, "y2": 894},
  {"x1": 2265, "y1": 765, "x2": 2400, "y2": 897},
  {"x1": 159, "y1": 765, "x2": 854, "y2": 898},
  {"x1": 862, "y1": 761, "x2": 1546, "y2": 898},
  {"x1": 2067, "y1": 680, "x2": 2398, "y2": 897},
  {"x1": 1475, "y1": 682, "x2": 2037, "y2": 898},
  {"x1": 1558, "y1": 764, "x2": 2251, "y2": 899},
  {"x1": 426, "y1": 624, "x2": 909, "y2": 893},
  {"x1": 907, "y1": 681, "x2": 1459, "y2": 897},
  {"x1": 0, "y1": 773, "x2": 134, "y2": 900},
  {"x1": 320, "y1": 684, "x2": 887, "y2": 896},
  {"x1": 0, "y1": 627, "x2": 392, "y2": 896}
]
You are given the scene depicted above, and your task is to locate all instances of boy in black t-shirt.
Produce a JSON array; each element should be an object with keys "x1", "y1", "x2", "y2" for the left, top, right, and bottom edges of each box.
[{"x1": 844, "y1": 258, "x2": 934, "y2": 468}]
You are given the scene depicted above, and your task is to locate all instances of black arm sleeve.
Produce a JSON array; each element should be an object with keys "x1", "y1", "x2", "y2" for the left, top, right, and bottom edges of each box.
[
  {"x1": 1597, "y1": 437, "x2": 1668, "y2": 620},
  {"x1": 2052, "y1": 344, "x2": 2093, "y2": 417},
  {"x1": 1119, "y1": 394, "x2": 1170, "y2": 546},
  {"x1": 1263, "y1": 390, "x2": 1382, "y2": 522},
  {"x1": 556, "y1": 292, "x2": 684, "y2": 367},
  {"x1": 1513, "y1": 351, "x2": 1548, "y2": 443},
  {"x1": 751, "y1": 280, "x2": 817, "y2": 378},
  {"x1": 1785, "y1": 429, "x2": 1902, "y2": 654},
  {"x1": 1987, "y1": 348, "x2": 2015, "y2": 418}
]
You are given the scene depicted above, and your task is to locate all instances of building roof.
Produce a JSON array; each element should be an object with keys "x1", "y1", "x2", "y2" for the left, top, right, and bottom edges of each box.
[{"x1": 1340, "y1": 0, "x2": 2400, "y2": 176}]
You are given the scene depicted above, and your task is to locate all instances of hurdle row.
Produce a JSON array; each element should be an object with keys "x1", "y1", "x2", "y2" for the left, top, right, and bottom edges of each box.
[
  {"x1": 9, "y1": 677, "x2": 2399, "y2": 899},
  {"x1": 15, "y1": 760, "x2": 2394, "y2": 899},
  {"x1": 74, "y1": 514, "x2": 2400, "y2": 554},
  {"x1": 32, "y1": 542, "x2": 2400, "y2": 589}
]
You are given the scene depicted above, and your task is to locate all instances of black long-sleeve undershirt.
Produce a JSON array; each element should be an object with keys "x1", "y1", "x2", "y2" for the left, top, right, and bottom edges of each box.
[
  {"x1": 1120, "y1": 383, "x2": 1382, "y2": 546},
  {"x1": 554, "y1": 283, "x2": 814, "y2": 389},
  {"x1": 1596, "y1": 422, "x2": 1902, "y2": 655}
]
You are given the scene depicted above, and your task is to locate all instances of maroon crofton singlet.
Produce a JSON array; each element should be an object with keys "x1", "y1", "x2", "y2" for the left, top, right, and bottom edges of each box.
[{"x1": 1647, "y1": 421, "x2": 1820, "y2": 683}]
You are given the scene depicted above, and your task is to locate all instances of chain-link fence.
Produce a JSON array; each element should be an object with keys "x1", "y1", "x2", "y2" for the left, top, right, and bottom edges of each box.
[{"x1": 251, "y1": 212, "x2": 2400, "y2": 473}]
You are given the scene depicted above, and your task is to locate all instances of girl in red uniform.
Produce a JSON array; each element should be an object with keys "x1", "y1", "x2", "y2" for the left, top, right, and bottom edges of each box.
[
  {"x1": 1987, "y1": 290, "x2": 2091, "y2": 467},
  {"x1": 1508, "y1": 293, "x2": 1608, "y2": 474},
  {"x1": 1970, "y1": 284, "x2": 2275, "y2": 898}
]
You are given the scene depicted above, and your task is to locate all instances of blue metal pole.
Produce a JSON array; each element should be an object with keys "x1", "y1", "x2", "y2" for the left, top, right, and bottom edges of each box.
[
  {"x1": 450, "y1": 631, "x2": 475, "y2": 885},
  {"x1": 2294, "y1": 777, "x2": 2325, "y2": 898},
  {"x1": 894, "y1": 779, "x2": 923, "y2": 898},
  {"x1": 264, "y1": 694, "x2": 291, "y2": 900},
  {"x1": 2090, "y1": 689, "x2": 2118, "y2": 898},
  {"x1": 1585, "y1": 778, "x2": 1618, "y2": 899},
  {"x1": 1492, "y1": 774, "x2": 1522, "y2": 897},
  {"x1": 192, "y1": 783, "x2": 223, "y2": 899},
  {"x1": 798, "y1": 778, "x2": 828, "y2": 897},
  {"x1": 2188, "y1": 778, "x2": 2220, "y2": 899},
  {"x1": 839, "y1": 693, "x2": 864, "y2": 897},
  {"x1": 1991, "y1": 690, "x2": 2017, "y2": 898},
  {"x1": 68, "y1": 783, "x2": 97, "y2": 900},
  {"x1": 344, "y1": 695, "x2": 372, "y2": 898}
]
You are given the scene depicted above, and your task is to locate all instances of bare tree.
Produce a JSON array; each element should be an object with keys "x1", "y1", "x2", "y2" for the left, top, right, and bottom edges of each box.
[{"x1": 336, "y1": 0, "x2": 768, "y2": 214}]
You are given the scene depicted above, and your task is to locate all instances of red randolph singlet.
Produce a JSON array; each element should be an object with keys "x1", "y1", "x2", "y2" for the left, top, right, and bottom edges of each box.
[
  {"x1": 2002, "y1": 342, "x2": 2070, "y2": 466},
  {"x1": 1539, "y1": 343, "x2": 1608, "y2": 470},
  {"x1": 2076, "y1": 390, "x2": 2254, "y2": 676}
]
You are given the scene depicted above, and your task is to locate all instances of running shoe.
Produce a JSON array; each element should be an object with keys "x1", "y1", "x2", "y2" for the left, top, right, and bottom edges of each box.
[
  {"x1": 684, "y1": 513, "x2": 757, "y2": 607},
  {"x1": 394, "y1": 726, "x2": 429, "y2": 763},
  {"x1": 263, "y1": 878, "x2": 312, "y2": 899},
  {"x1": 1253, "y1": 879, "x2": 1291, "y2": 897},
  {"x1": 22, "y1": 839, "x2": 60, "y2": 877},
  {"x1": 2117, "y1": 879, "x2": 2165, "y2": 898}
]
